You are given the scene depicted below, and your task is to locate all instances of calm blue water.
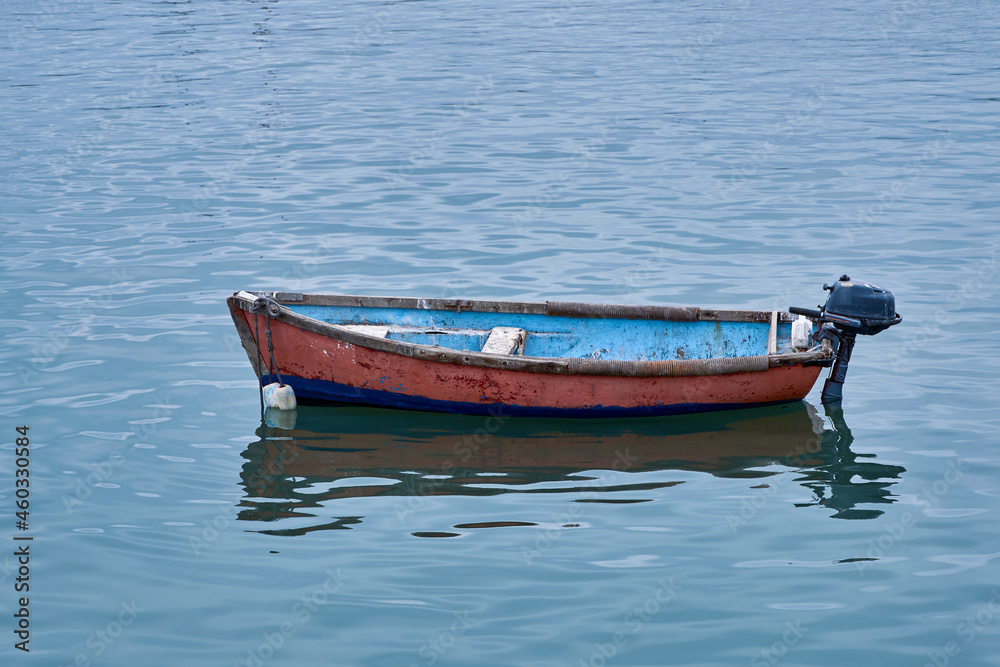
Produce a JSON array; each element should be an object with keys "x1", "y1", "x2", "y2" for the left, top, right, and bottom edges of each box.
[{"x1": 2, "y1": 0, "x2": 999, "y2": 665}]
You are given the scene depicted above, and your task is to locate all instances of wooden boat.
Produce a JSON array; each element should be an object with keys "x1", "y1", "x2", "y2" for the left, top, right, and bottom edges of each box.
[{"x1": 227, "y1": 278, "x2": 899, "y2": 418}]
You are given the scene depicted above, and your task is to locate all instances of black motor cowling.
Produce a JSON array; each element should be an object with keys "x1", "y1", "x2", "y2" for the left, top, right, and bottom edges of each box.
[
  {"x1": 790, "y1": 275, "x2": 902, "y2": 403},
  {"x1": 822, "y1": 277, "x2": 901, "y2": 336}
]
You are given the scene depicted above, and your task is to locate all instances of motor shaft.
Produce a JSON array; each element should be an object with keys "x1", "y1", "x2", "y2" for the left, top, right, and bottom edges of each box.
[{"x1": 821, "y1": 331, "x2": 856, "y2": 403}]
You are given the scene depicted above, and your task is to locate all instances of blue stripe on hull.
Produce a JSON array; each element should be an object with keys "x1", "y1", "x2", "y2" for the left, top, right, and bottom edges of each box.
[{"x1": 268, "y1": 375, "x2": 798, "y2": 419}]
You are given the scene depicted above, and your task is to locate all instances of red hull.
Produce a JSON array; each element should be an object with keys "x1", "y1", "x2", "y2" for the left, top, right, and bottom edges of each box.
[{"x1": 239, "y1": 311, "x2": 822, "y2": 417}]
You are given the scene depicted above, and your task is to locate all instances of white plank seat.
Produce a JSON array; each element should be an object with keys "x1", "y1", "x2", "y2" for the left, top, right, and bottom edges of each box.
[
  {"x1": 340, "y1": 325, "x2": 390, "y2": 338},
  {"x1": 481, "y1": 327, "x2": 526, "y2": 355}
]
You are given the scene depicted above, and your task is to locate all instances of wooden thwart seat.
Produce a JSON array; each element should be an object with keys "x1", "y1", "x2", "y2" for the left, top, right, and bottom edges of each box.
[
  {"x1": 482, "y1": 327, "x2": 526, "y2": 355},
  {"x1": 340, "y1": 324, "x2": 390, "y2": 338}
]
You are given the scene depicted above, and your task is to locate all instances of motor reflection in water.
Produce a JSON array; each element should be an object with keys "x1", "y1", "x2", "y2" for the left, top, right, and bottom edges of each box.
[{"x1": 236, "y1": 402, "x2": 905, "y2": 535}]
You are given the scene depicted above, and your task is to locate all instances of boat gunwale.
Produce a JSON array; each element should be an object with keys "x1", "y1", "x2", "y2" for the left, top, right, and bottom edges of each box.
[
  {"x1": 256, "y1": 291, "x2": 799, "y2": 323},
  {"x1": 228, "y1": 291, "x2": 833, "y2": 378}
]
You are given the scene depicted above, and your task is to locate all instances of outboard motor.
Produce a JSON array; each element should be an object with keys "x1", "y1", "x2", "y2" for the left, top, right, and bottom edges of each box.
[{"x1": 790, "y1": 275, "x2": 902, "y2": 403}]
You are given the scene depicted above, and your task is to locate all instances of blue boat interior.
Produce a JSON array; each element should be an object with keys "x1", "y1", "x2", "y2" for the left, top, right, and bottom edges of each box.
[{"x1": 287, "y1": 304, "x2": 806, "y2": 361}]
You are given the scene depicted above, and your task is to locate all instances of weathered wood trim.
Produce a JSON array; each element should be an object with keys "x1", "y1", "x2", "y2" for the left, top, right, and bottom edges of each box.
[
  {"x1": 565, "y1": 355, "x2": 771, "y2": 377},
  {"x1": 767, "y1": 311, "x2": 778, "y2": 355},
  {"x1": 244, "y1": 291, "x2": 796, "y2": 323},
  {"x1": 697, "y1": 309, "x2": 796, "y2": 323},
  {"x1": 545, "y1": 301, "x2": 699, "y2": 322},
  {"x1": 768, "y1": 349, "x2": 830, "y2": 367},
  {"x1": 297, "y1": 293, "x2": 548, "y2": 315}
]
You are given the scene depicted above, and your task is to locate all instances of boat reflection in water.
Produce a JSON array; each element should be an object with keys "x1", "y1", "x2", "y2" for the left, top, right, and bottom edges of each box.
[{"x1": 237, "y1": 402, "x2": 905, "y2": 536}]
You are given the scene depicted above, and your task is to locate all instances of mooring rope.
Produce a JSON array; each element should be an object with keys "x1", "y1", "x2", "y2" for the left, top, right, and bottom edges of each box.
[
  {"x1": 253, "y1": 310, "x2": 264, "y2": 414},
  {"x1": 250, "y1": 295, "x2": 285, "y2": 414}
]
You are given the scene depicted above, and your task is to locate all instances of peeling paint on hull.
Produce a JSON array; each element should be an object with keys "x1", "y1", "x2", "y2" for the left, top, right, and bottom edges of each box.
[{"x1": 237, "y1": 311, "x2": 822, "y2": 418}]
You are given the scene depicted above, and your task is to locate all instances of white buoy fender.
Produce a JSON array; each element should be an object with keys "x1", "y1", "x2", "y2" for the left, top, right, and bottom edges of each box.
[{"x1": 263, "y1": 382, "x2": 297, "y2": 410}]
